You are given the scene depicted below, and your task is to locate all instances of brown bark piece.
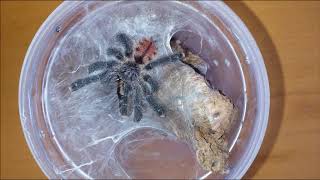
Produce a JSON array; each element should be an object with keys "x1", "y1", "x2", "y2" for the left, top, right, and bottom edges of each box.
[{"x1": 156, "y1": 41, "x2": 237, "y2": 173}]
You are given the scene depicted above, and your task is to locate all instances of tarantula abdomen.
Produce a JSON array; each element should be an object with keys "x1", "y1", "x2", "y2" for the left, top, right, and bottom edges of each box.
[{"x1": 134, "y1": 38, "x2": 157, "y2": 64}]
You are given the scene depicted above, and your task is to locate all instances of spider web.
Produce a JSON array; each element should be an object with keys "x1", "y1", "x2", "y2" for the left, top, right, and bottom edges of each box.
[{"x1": 43, "y1": 1, "x2": 224, "y2": 179}]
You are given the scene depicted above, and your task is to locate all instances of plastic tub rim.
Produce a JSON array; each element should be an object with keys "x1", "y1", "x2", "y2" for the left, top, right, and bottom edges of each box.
[{"x1": 18, "y1": 1, "x2": 270, "y2": 179}]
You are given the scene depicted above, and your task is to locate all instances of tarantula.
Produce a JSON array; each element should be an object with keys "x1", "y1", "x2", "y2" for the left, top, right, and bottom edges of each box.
[{"x1": 70, "y1": 33, "x2": 183, "y2": 122}]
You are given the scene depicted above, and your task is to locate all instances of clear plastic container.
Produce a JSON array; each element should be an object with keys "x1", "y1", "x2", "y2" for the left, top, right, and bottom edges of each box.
[{"x1": 19, "y1": 1, "x2": 269, "y2": 179}]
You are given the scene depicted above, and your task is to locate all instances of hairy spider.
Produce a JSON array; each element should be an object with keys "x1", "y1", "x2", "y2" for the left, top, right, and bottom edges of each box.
[{"x1": 70, "y1": 33, "x2": 184, "y2": 122}]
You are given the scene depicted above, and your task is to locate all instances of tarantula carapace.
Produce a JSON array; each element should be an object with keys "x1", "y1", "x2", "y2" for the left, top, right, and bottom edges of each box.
[{"x1": 70, "y1": 33, "x2": 183, "y2": 122}]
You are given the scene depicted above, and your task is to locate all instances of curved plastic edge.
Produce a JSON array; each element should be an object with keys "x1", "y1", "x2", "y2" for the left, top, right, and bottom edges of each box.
[
  {"x1": 18, "y1": 1, "x2": 270, "y2": 179},
  {"x1": 18, "y1": 1, "x2": 79, "y2": 178},
  {"x1": 216, "y1": 2, "x2": 270, "y2": 179}
]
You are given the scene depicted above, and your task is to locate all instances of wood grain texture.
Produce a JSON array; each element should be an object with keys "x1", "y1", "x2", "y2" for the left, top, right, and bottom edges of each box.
[
  {"x1": 1, "y1": 1, "x2": 61, "y2": 179},
  {"x1": 1, "y1": 1, "x2": 319, "y2": 179},
  {"x1": 225, "y1": 1, "x2": 320, "y2": 179}
]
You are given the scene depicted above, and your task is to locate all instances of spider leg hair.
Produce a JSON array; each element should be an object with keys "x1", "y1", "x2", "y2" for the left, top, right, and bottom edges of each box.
[
  {"x1": 143, "y1": 74, "x2": 159, "y2": 92},
  {"x1": 107, "y1": 47, "x2": 124, "y2": 60},
  {"x1": 88, "y1": 60, "x2": 119, "y2": 74},
  {"x1": 117, "y1": 81, "x2": 133, "y2": 116},
  {"x1": 140, "y1": 81, "x2": 165, "y2": 117},
  {"x1": 70, "y1": 75, "x2": 100, "y2": 91},
  {"x1": 116, "y1": 33, "x2": 133, "y2": 58},
  {"x1": 98, "y1": 70, "x2": 118, "y2": 86},
  {"x1": 132, "y1": 84, "x2": 143, "y2": 122},
  {"x1": 144, "y1": 53, "x2": 183, "y2": 70}
]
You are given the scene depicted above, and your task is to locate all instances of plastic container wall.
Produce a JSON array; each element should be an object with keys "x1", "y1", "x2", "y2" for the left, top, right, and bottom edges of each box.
[{"x1": 19, "y1": 1, "x2": 269, "y2": 179}]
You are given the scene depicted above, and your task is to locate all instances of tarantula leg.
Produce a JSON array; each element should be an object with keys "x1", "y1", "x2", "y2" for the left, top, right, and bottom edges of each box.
[
  {"x1": 70, "y1": 75, "x2": 100, "y2": 91},
  {"x1": 116, "y1": 33, "x2": 133, "y2": 57},
  {"x1": 107, "y1": 47, "x2": 124, "y2": 60},
  {"x1": 142, "y1": 75, "x2": 159, "y2": 92},
  {"x1": 117, "y1": 81, "x2": 133, "y2": 116},
  {"x1": 88, "y1": 60, "x2": 119, "y2": 74},
  {"x1": 124, "y1": 82, "x2": 133, "y2": 116},
  {"x1": 88, "y1": 61, "x2": 107, "y2": 73},
  {"x1": 133, "y1": 85, "x2": 144, "y2": 122},
  {"x1": 144, "y1": 53, "x2": 183, "y2": 70},
  {"x1": 146, "y1": 95, "x2": 165, "y2": 117},
  {"x1": 140, "y1": 81, "x2": 165, "y2": 117},
  {"x1": 98, "y1": 70, "x2": 117, "y2": 86}
]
